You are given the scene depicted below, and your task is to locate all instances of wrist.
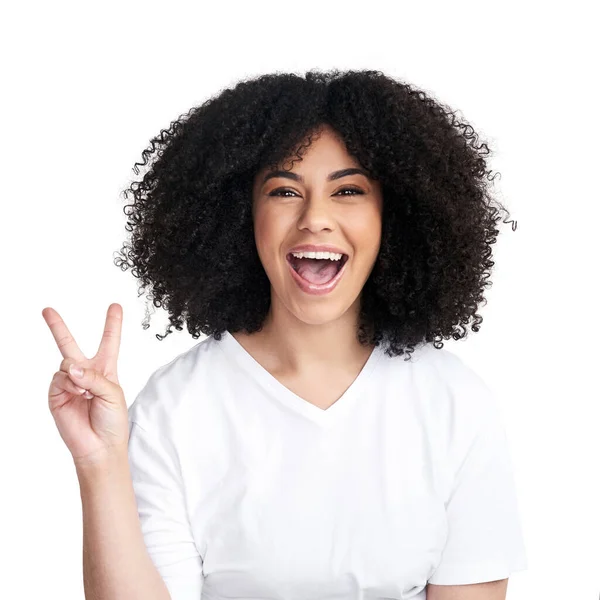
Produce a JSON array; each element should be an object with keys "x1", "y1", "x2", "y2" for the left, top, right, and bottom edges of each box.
[{"x1": 74, "y1": 443, "x2": 129, "y2": 478}]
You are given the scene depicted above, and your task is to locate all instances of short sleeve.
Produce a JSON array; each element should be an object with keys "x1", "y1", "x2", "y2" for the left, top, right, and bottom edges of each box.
[
  {"x1": 427, "y1": 396, "x2": 528, "y2": 585},
  {"x1": 128, "y1": 419, "x2": 204, "y2": 599}
]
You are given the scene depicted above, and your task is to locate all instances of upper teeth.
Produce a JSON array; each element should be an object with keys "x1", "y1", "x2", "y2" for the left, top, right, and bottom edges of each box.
[{"x1": 291, "y1": 251, "x2": 343, "y2": 261}]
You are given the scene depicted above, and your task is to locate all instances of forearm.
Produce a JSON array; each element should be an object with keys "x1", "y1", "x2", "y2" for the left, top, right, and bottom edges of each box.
[{"x1": 76, "y1": 450, "x2": 170, "y2": 600}]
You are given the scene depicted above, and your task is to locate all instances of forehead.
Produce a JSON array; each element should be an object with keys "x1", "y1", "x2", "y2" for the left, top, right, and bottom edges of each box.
[
  {"x1": 254, "y1": 127, "x2": 365, "y2": 181},
  {"x1": 259, "y1": 166, "x2": 371, "y2": 187}
]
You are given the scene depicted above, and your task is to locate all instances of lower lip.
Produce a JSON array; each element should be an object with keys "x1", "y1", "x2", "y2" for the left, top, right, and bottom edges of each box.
[{"x1": 286, "y1": 256, "x2": 348, "y2": 296}]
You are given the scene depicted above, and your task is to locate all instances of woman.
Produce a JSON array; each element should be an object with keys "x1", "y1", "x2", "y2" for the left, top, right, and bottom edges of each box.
[{"x1": 43, "y1": 69, "x2": 527, "y2": 600}]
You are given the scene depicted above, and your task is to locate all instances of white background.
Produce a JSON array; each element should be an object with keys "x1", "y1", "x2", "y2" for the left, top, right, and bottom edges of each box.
[{"x1": 2, "y1": 1, "x2": 598, "y2": 598}]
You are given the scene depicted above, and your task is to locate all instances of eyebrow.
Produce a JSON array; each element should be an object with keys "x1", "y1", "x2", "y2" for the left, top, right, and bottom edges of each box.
[{"x1": 261, "y1": 167, "x2": 370, "y2": 185}]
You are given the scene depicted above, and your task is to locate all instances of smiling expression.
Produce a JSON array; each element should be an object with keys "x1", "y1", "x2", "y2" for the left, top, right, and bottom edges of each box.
[{"x1": 251, "y1": 125, "x2": 383, "y2": 325}]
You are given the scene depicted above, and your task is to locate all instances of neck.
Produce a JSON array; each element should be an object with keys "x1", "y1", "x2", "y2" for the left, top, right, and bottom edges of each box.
[{"x1": 248, "y1": 295, "x2": 374, "y2": 374}]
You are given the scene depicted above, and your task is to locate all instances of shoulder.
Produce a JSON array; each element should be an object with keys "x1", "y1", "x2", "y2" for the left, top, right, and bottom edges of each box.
[
  {"x1": 408, "y1": 343, "x2": 500, "y2": 423},
  {"x1": 398, "y1": 345, "x2": 511, "y2": 496},
  {"x1": 406, "y1": 342, "x2": 491, "y2": 389},
  {"x1": 127, "y1": 334, "x2": 221, "y2": 432},
  {"x1": 390, "y1": 343, "x2": 503, "y2": 457}
]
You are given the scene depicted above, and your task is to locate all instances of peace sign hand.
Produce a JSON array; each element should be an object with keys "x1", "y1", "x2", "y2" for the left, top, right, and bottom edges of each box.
[{"x1": 42, "y1": 303, "x2": 130, "y2": 468}]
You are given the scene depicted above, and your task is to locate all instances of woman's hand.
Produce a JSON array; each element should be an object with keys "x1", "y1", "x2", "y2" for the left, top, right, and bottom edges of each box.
[{"x1": 42, "y1": 303, "x2": 130, "y2": 468}]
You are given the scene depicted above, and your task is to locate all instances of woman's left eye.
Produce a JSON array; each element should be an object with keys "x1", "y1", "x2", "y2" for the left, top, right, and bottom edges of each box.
[
  {"x1": 269, "y1": 187, "x2": 364, "y2": 197},
  {"x1": 336, "y1": 187, "x2": 364, "y2": 196}
]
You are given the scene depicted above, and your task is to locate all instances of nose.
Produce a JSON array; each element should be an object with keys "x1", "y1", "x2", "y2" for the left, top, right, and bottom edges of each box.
[{"x1": 295, "y1": 197, "x2": 336, "y2": 233}]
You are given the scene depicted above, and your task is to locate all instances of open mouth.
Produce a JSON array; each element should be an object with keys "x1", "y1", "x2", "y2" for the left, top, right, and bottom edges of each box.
[{"x1": 286, "y1": 252, "x2": 349, "y2": 285}]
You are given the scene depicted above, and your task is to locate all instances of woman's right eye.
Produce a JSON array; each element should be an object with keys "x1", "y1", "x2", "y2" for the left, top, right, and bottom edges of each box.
[{"x1": 269, "y1": 188, "x2": 297, "y2": 197}]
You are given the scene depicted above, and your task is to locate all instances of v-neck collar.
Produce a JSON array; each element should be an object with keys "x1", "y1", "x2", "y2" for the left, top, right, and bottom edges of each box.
[{"x1": 216, "y1": 330, "x2": 383, "y2": 427}]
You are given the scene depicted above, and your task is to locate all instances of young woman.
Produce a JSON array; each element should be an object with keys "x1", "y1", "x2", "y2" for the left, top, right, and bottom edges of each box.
[{"x1": 43, "y1": 69, "x2": 527, "y2": 600}]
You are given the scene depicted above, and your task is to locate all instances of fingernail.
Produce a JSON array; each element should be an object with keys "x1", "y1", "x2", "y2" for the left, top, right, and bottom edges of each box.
[{"x1": 69, "y1": 364, "x2": 84, "y2": 378}]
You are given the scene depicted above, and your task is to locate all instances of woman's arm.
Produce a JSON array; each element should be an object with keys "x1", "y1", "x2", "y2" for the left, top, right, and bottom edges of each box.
[
  {"x1": 426, "y1": 578, "x2": 508, "y2": 599},
  {"x1": 76, "y1": 449, "x2": 171, "y2": 600}
]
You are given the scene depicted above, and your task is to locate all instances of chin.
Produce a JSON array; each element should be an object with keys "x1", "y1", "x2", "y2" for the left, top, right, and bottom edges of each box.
[{"x1": 284, "y1": 295, "x2": 361, "y2": 326}]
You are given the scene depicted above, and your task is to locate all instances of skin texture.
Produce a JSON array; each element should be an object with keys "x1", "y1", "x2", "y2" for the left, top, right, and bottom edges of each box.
[
  {"x1": 426, "y1": 578, "x2": 508, "y2": 599},
  {"x1": 231, "y1": 125, "x2": 382, "y2": 403}
]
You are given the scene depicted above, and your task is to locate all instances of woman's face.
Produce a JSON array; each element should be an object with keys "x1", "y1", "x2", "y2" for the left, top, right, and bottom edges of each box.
[{"x1": 251, "y1": 125, "x2": 383, "y2": 326}]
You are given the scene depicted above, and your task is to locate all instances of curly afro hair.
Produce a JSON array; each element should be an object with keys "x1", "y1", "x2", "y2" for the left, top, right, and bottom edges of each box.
[{"x1": 114, "y1": 68, "x2": 516, "y2": 359}]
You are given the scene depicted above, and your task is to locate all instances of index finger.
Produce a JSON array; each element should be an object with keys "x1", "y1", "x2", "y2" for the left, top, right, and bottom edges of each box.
[
  {"x1": 41, "y1": 307, "x2": 86, "y2": 362},
  {"x1": 95, "y1": 303, "x2": 123, "y2": 364}
]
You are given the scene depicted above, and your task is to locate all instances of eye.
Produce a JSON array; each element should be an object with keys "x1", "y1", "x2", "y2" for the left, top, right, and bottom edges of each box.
[
  {"x1": 336, "y1": 187, "x2": 364, "y2": 196},
  {"x1": 268, "y1": 187, "x2": 365, "y2": 197}
]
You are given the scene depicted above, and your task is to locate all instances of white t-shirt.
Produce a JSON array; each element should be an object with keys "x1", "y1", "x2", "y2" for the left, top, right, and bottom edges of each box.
[{"x1": 127, "y1": 330, "x2": 527, "y2": 600}]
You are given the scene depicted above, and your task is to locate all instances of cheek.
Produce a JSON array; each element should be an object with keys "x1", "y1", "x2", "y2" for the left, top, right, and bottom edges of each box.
[
  {"x1": 253, "y1": 208, "x2": 288, "y2": 264},
  {"x1": 344, "y1": 208, "x2": 382, "y2": 247}
]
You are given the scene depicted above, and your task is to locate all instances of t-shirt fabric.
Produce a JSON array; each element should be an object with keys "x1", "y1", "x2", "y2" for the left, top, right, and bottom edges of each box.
[{"x1": 127, "y1": 331, "x2": 527, "y2": 599}]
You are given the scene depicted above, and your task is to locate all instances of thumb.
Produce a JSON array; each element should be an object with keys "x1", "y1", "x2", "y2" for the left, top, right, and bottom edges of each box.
[{"x1": 68, "y1": 363, "x2": 123, "y2": 405}]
